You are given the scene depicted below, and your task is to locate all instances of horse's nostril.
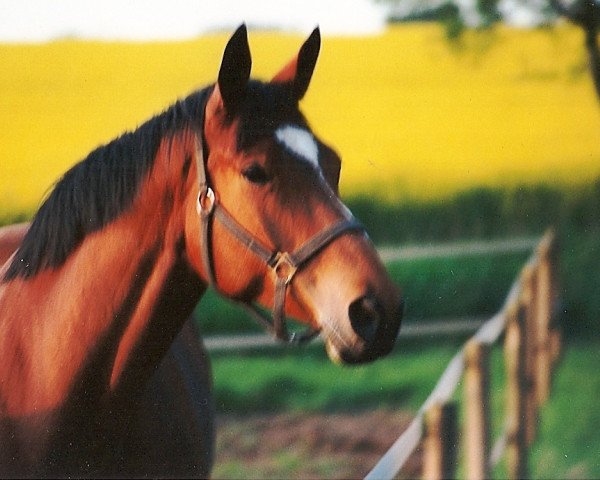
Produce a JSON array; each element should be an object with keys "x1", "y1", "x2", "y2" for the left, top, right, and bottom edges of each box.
[{"x1": 348, "y1": 296, "x2": 382, "y2": 344}]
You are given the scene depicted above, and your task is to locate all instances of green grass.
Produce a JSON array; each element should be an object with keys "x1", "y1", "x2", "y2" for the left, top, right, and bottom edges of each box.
[
  {"x1": 558, "y1": 231, "x2": 600, "y2": 338},
  {"x1": 210, "y1": 337, "x2": 600, "y2": 479},
  {"x1": 205, "y1": 227, "x2": 600, "y2": 478},
  {"x1": 210, "y1": 336, "x2": 469, "y2": 415},
  {"x1": 530, "y1": 341, "x2": 600, "y2": 479},
  {"x1": 387, "y1": 251, "x2": 529, "y2": 320},
  {"x1": 195, "y1": 289, "x2": 265, "y2": 336}
]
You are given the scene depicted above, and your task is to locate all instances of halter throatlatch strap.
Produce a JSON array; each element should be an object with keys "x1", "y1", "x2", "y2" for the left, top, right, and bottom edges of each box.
[{"x1": 194, "y1": 133, "x2": 365, "y2": 344}]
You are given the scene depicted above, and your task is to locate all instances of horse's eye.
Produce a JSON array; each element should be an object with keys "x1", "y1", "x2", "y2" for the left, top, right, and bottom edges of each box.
[{"x1": 242, "y1": 164, "x2": 271, "y2": 185}]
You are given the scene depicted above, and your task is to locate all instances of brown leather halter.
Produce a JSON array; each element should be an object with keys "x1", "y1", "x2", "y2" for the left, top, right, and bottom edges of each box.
[{"x1": 194, "y1": 131, "x2": 365, "y2": 344}]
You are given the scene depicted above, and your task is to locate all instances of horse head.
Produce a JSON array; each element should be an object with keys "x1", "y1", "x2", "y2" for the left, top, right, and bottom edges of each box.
[{"x1": 185, "y1": 25, "x2": 403, "y2": 364}]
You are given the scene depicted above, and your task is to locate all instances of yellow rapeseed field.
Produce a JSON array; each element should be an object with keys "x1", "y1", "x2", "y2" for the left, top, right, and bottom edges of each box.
[{"x1": 1, "y1": 24, "x2": 599, "y2": 215}]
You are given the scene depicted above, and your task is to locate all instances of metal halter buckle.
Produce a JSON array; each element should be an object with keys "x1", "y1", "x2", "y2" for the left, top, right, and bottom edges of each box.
[
  {"x1": 272, "y1": 252, "x2": 298, "y2": 285},
  {"x1": 197, "y1": 187, "x2": 216, "y2": 216}
]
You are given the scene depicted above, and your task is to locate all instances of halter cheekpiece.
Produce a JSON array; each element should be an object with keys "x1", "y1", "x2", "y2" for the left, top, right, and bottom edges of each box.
[{"x1": 194, "y1": 117, "x2": 365, "y2": 345}]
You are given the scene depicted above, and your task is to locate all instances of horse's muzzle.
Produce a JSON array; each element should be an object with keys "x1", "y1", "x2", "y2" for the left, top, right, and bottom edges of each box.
[{"x1": 324, "y1": 292, "x2": 404, "y2": 365}]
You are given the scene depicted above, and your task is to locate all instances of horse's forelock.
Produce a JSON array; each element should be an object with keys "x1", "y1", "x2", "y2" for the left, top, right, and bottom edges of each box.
[{"x1": 233, "y1": 80, "x2": 307, "y2": 152}]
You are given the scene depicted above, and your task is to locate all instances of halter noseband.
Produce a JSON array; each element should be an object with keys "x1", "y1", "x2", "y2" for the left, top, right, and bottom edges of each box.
[{"x1": 194, "y1": 133, "x2": 365, "y2": 345}]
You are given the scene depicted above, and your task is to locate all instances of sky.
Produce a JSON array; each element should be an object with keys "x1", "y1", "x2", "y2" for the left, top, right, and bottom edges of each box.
[
  {"x1": 0, "y1": 0, "x2": 553, "y2": 43},
  {"x1": 0, "y1": 0, "x2": 389, "y2": 42}
]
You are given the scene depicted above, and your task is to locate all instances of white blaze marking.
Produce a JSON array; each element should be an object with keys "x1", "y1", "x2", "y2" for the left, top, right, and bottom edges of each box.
[{"x1": 275, "y1": 125, "x2": 320, "y2": 168}]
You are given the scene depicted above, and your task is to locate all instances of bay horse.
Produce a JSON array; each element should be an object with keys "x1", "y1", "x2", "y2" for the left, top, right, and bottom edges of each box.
[
  {"x1": 0, "y1": 222, "x2": 215, "y2": 477},
  {"x1": 0, "y1": 25, "x2": 403, "y2": 476}
]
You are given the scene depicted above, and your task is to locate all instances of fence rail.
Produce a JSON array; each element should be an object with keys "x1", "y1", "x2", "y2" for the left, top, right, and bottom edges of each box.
[{"x1": 365, "y1": 228, "x2": 561, "y2": 480}]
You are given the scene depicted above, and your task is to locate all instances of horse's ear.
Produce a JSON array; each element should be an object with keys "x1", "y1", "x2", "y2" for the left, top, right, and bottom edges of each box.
[
  {"x1": 271, "y1": 27, "x2": 320, "y2": 100},
  {"x1": 218, "y1": 24, "x2": 252, "y2": 113}
]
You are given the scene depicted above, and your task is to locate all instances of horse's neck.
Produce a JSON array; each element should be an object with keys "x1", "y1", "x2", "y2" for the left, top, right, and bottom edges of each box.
[{"x1": 0, "y1": 134, "x2": 204, "y2": 418}]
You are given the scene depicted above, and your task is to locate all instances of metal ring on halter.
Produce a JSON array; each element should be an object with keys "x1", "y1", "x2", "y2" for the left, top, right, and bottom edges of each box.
[
  {"x1": 272, "y1": 252, "x2": 298, "y2": 285},
  {"x1": 197, "y1": 187, "x2": 216, "y2": 216}
]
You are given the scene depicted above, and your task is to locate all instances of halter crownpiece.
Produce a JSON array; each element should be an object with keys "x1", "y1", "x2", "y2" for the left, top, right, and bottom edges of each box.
[{"x1": 194, "y1": 129, "x2": 366, "y2": 345}]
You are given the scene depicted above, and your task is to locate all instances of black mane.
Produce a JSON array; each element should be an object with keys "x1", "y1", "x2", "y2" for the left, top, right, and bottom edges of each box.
[
  {"x1": 4, "y1": 88, "x2": 211, "y2": 280},
  {"x1": 3, "y1": 79, "x2": 305, "y2": 281}
]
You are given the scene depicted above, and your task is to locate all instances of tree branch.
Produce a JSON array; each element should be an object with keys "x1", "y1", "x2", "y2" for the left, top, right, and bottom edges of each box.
[
  {"x1": 551, "y1": 0, "x2": 600, "y2": 102},
  {"x1": 550, "y1": 0, "x2": 600, "y2": 30}
]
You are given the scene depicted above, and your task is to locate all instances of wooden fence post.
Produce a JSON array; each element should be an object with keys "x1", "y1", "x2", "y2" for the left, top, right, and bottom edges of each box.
[
  {"x1": 547, "y1": 231, "x2": 563, "y2": 369},
  {"x1": 505, "y1": 302, "x2": 528, "y2": 480},
  {"x1": 464, "y1": 340, "x2": 491, "y2": 480},
  {"x1": 535, "y1": 231, "x2": 553, "y2": 405},
  {"x1": 521, "y1": 264, "x2": 538, "y2": 446},
  {"x1": 423, "y1": 402, "x2": 457, "y2": 480}
]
